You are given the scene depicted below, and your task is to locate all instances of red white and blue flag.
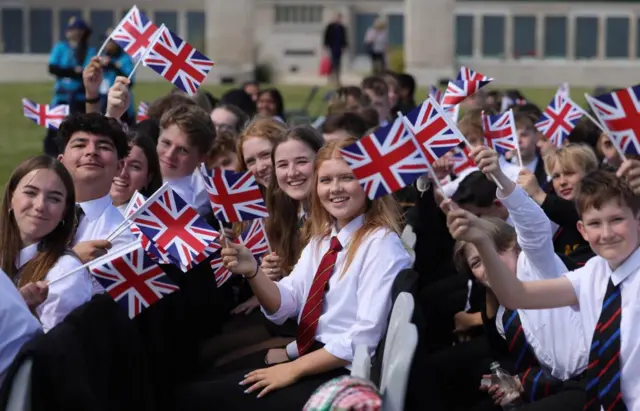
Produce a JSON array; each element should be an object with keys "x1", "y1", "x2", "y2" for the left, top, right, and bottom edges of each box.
[
  {"x1": 451, "y1": 144, "x2": 477, "y2": 176},
  {"x1": 441, "y1": 79, "x2": 492, "y2": 110},
  {"x1": 201, "y1": 166, "x2": 268, "y2": 223},
  {"x1": 482, "y1": 110, "x2": 519, "y2": 156},
  {"x1": 536, "y1": 89, "x2": 584, "y2": 147},
  {"x1": 428, "y1": 85, "x2": 443, "y2": 103},
  {"x1": 456, "y1": 66, "x2": 491, "y2": 82},
  {"x1": 405, "y1": 96, "x2": 467, "y2": 165},
  {"x1": 208, "y1": 251, "x2": 233, "y2": 287},
  {"x1": 129, "y1": 184, "x2": 220, "y2": 268},
  {"x1": 143, "y1": 26, "x2": 214, "y2": 96},
  {"x1": 22, "y1": 98, "x2": 69, "y2": 129},
  {"x1": 90, "y1": 242, "x2": 179, "y2": 319},
  {"x1": 340, "y1": 118, "x2": 429, "y2": 200},
  {"x1": 586, "y1": 85, "x2": 640, "y2": 155},
  {"x1": 240, "y1": 219, "x2": 270, "y2": 261},
  {"x1": 137, "y1": 101, "x2": 149, "y2": 122},
  {"x1": 110, "y1": 6, "x2": 159, "y2": 62},
  {"x1": 125, "y1": 192, "x2": 175, "y2": 266}
]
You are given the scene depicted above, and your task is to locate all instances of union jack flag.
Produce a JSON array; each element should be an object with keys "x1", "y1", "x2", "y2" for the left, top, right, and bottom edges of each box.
[
  {"x1": 500, "y1": 95, "x2": 528, "y2": 113},
  {"x1": 456, "y1": 66, "x2": 491, "y2": 82},
  {"x1": 240, "y1": 219, "x2": 270, "y2": 261},
  {"x1": 110, "y1": 6, "x2": 159, "y2": 62},
  {"x1": 451, "y1": 144, "x2": 477, "y2": 176},
  {"x1": 536, "y1": 90, "x2": 584, "y2": 147},
  {"x1": 208, "y1": 251, "x2": 233, "y2": 287},
  {"x1": 586, "y1": 85, "x2": 640, "y2": 155},
  {"x1": 22, "y1": 99, "x2": 69, "y2": 130},
  {"x1": 201, "y1": 166, "x2": 268, "y2": 223},
  {"x1": 340, "y1": 117, "x2": 429, "y2": 200},
  {"x1": 441, "y1": 79, "x2": 492, "y2": 109},
  {"x1": 130, "y1": 184, "x2": 220, "y2": 268},
  {"x1": 558, "y1": 82, "x2": 570, "y2": 97},
  {"x1": 482, "y1": 110, "x2": 519, "y2": 156},
  {"x1": 405, "y1": 96, "x2": 467, "y2": 165},
  {"x1": 125, "y1": 192, "x2": 175, "y2": 265},
  {"x1": 90, "y1": 243, "x2": 179, "y2": 319},
  {"x1": 428, "y1": 85, "x2": 443, "y2": 103},
  {"x1": 143, "y1": 26, "x2": 214, "y2": 96},
  {"x1": 137, "y1": 101, "x2": 149, "y2": 123}
]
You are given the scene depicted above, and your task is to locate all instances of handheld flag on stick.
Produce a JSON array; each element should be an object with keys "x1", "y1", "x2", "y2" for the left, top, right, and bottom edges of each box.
[{"x1": 22, "y1": 99, "x2": 69, "y2": 130}]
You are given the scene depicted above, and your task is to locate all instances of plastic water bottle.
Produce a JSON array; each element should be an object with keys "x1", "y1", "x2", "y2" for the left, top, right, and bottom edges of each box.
[{"x1": 488, "y1": 361, "x2": 524, "y2": 410}]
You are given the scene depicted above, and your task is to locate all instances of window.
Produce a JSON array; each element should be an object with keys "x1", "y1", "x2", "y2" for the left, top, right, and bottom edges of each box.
[
  {"x1": 1, "y1": 8, "x2": 24, "y2": 53},
  {"x1": 575, "y1": 16, "x2": 598, "y2": 59},
  {"x1": 274, "y1": 5, "x2": 323, "y2": 24},
  {"x1": 544, "y1": 16, "x2": 567, "y2": 57},
  {"x1": 30, "y1": 9, "x2": 53, "y2": 53},
  {"x1": 155, "y1": 11, "x2": 178, "y2": 33},
  {"x1": 388, "y1": 15, "x2": 404, "y2": 46},
  {"x1": 513, "y1": 16, "x2": 536, "y2": 58},
  {"x1": 606, "y1": 17, "x2": 629, "y2": 58},
  {"x1": 482, "y1": 15, "x2": 505, "y2": 57},
  {"x1": 187, "y1": 11, "x2": 206, "y2": 52},
  {"x1": 455, "y1": 15, "x2": 474, "y2": 56},
  {"x1": 59, "y1": 9, "x2": 83, "y2": 42},
  {"x1": 89, "y1": 10, "x2": 114, "y2": 49}
]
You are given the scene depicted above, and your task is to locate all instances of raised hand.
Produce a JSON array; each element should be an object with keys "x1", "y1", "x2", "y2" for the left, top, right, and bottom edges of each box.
[
  {"x1": 105, "y1": 76, "x2": 131, "y2": 120},
  {"x1": 220, "y1": 237, "x2": 258, "y2": 277},
  {"x1": 83, "y1": 57, "x2": 103, "y2": 100}
]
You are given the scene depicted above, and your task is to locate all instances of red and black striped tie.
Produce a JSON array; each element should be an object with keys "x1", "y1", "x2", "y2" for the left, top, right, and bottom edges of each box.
[
  {"x1": 296, "y1": 236, "x2": 342, "y2": 355},
  {"x1": 584, "y1": 279, "x2": 627, "y2": 411}
]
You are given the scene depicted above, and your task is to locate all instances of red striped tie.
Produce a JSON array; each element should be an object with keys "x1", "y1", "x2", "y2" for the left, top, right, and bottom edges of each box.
[{"x1": 296, "y1": 236, "x2": 342, "y2": 355}]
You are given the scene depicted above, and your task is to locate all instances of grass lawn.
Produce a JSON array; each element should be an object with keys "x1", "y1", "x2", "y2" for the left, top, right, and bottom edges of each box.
[{"x1": 0, "y1": 82, "x2": 592, "y2": 187}]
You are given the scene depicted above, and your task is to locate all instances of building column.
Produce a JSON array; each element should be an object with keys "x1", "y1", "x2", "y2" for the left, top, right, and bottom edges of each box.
[
  {"x1": 404, "y1": 0, "x2": 455, "y2": 85},
  {"x1": 205, "y1": 0, "x2": 255, "y2": 84}
]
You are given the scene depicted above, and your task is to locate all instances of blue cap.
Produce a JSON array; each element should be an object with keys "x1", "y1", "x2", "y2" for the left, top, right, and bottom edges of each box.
[{"x1": 67, "y1": 16, "x2": 89, "y2": 31}]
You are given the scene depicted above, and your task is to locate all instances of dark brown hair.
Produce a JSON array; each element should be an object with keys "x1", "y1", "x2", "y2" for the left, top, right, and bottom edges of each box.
[
  {"x1": 575, "y1": 169, "x2": 639, "y2": 217},
  {"x1": 160, "y1": 104, "x2": 216, "y2": 155},
  {"x1": 361, "y1": 76, "x2": 388, "y2": 97},
  {"x1": 146, "y1": 92, "x2": 197, "y2": 122},
  {"x1": 0, "y1": 156, "x2": 77, "y2": 286},
  {"x1": 265, "y1": 126, "x2": 324, "y2": 272},
  {"x1": 128, "y1": 132, "x2": 163, "y2": 198},
  {"x1": 206, "y1": 129, "x2": 237, "y2": 168},
  {"x1": 322, "y1": 111, "x2": 368, "y2": 139}
]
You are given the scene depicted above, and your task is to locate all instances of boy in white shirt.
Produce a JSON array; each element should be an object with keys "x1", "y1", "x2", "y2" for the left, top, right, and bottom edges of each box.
[
  {"x1": 443, "y1": 168, "x2": 640, "y2": 410},
  {"x1": 156, "y1": 104, "x2": 215, "y2": 217}
]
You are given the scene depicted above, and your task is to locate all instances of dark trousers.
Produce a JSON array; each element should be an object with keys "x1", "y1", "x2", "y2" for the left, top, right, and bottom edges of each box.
[
  {"x1": 178, "y1": 346, "x2": 348, "y2": 411},
  {"x1": 469, "y1": 379, "x2": 586, "y2": 411}
]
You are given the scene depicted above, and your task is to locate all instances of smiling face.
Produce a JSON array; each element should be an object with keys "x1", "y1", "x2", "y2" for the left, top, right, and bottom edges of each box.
[
  {"x1": 274, "y1": 139, "x2": 316, "y2": 201},
  {"x1": 257, "y1": 93, "x2": 278, "y2": 117},
  {"x1": 578, "y1": 200, "x2": 640, "y2": 269},
  {"x1": 316, "y1": 158, "x2": 366, "y2": 229},
  {"x1": 11, "y1": 169, "x2": 68, "y2": 247},
  {"x1": 242, "y1": 136, "x2": 274, "y2": 187},
  {"x1": 58, "y1": 131, "x2": 120, "y2": 199},
  {"x1": 110, "y1": 145, "x2": 150, "y2": 206},
  {"x1": 157, "y1": 124, "x2": 203, "y2": 180},
  {"x1": 551, "y1": 162, "x2": 585, "y2": 201}
]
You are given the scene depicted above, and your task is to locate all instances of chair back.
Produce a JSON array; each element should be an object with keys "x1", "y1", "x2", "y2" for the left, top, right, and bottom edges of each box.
[
  {"x1": 380, "y1": 323, "x2": 418, "y2": 411},
  {"x1": 4, "y1": 358, "x2": 32, "y2": 411},
  {"x1": 379, "y1": 292, "x2": 414, "y2": 393}
]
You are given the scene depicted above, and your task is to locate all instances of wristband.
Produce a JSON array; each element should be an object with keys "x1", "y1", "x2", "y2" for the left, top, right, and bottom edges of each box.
[
  {"x1": 245, "y1": 263, "x2": 259, "y2": 280},
  {"x1": 85, "y1": 96, "x2": 100, "y2": 104}
]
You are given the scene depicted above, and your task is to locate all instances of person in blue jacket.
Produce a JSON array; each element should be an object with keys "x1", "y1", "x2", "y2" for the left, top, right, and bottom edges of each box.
[
  {"x1": 45, "y1": 17, "x2": 95, "y2": 156},
  {"x1": 98, "y1": 28, "x2": 136, "y2": 125}
]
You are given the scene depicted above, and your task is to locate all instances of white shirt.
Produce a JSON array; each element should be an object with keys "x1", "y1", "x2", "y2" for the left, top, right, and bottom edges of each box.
[
  {"x1": 263, "y1": 215, "x2": 412, "y2": 365},
  {"x1": 565, "y1": 247, "x2": 640, "y2": 411},
  {"x1": 495, "y1": 186, "x2": 587, "y2": 380},
  {"x1": 17, "y1": 244, "x2": 92, "y2": 333},
  {"x1": 0, "y1": 269, "x2": 42, "y2": 387},
  {"x1": 499, "y1": 156, "x2": 522, "y2": 182},
  {"x1": 74, "y1": 194, "x2": 136, "y2": 294},
  {"x1": 164, "y1": 170, "x2": 211, "y2": 217}
]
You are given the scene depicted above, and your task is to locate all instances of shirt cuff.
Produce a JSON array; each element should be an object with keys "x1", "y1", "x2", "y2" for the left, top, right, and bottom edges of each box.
[
  {"x1": 323, "y1": 336, "x2": 355, "y2": 363},
  {"x1": 261, "y1": 282, "x2": 296, "y2": 325},
  {"x1": 286, "y1": 341, "x2": 299, "y2": 360}
]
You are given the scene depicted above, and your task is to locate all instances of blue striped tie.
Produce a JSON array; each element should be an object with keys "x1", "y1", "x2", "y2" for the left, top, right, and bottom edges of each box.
[{"x1": 584, "y1": 279, "x2": 627, "y2": 411}]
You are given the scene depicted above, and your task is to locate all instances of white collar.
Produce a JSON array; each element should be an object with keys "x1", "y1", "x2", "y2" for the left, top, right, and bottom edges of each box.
[
  {"x1": 609, "y1": 247, "x2": 640, "y2": 286},
  {"x1": 330, "y1": 214, "x2": 365, "y2": 249},
  {"x1": 77, "y1": 194, "x2": 112, "y2": 222},
  {"x1": 17, "y1": 243, "x2": 39, "y2": 269}
]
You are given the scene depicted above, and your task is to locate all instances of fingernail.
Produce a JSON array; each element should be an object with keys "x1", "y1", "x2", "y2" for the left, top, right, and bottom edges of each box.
[{"x1": 244, "y1": 389, "x2": 248, "y2": 394}]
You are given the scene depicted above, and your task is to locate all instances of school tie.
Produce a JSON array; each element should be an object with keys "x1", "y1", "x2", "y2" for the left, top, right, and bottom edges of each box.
[
  {"x1": 296, "y1": 236, "x2": 342, "y2": 355},
  {"x1": 584, "y1": 279, "x2": 627, "y2": 411},
  {"x1": 502, "y1": 308, "x2": 564, "y2": 401},
  {"x1": 71, "y1": 204, "x2": 85, "y2": 243}
]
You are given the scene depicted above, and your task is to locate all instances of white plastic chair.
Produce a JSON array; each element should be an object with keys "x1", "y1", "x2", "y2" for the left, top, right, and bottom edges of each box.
[
  {"x1": 350, "y1": 344, "x2": 372, "y2": 380},
  {"x1": 380, "y1": 292, "x2": 414, "y2": 392},
  {"x1": 6, "y1": 357, "x2": 33, "y2": 411},
  {"x1": 380, "y1": 323, "x2": 418, "y2": 411}
]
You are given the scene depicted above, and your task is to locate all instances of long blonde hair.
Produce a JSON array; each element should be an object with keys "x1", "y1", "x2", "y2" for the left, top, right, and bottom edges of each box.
[{"x1": 308, "y1": 138, "x2": 402, "y2": 277}]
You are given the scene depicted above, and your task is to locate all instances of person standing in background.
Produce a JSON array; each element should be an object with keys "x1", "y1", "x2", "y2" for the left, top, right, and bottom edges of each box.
[
  {"x1": 323, "y1": 13, "x2": 348, "y2": 87},
  {"x1": 364, "y1": 17, "x2": 388, "y2": 75}
]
